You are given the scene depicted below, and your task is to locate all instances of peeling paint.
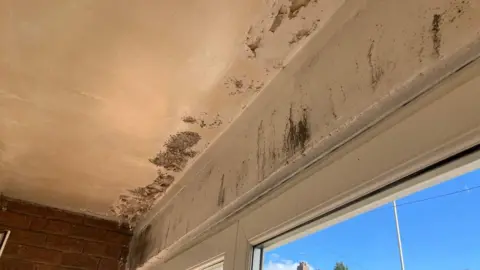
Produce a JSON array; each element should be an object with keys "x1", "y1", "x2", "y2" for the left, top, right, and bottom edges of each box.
[
  {"x1": 112, "y1": 131, "x2": 201, "y2": 227},
  {"x1": 289, "y1": 0, "x2": 312, "y2": 18},
  {"x1": 270, "y1": 6, "x2": 288, "y2": 33}
]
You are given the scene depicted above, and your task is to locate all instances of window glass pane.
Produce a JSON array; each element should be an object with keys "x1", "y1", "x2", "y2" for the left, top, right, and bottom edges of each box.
[
  {"x1": 259, "y1": 168, "x2": 479, "y2": 270},
  {"x1": 396, "y1": 169, "x2": 480, "y2": 270}
]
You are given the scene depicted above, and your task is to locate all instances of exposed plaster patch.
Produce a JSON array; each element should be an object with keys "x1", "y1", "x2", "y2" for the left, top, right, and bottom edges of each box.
[
  {"x1": 182, "y1": 114, "x2": 223, "y2": 129},
  {"x1": 246, "y1": 35, "x2": 262, "y2": 58},
  {"x1": 270, "y1": 5, "x2": 288, "y2": 33},
  {"x1": 289, "y1": 22, "x2": 318, "y2": 45},
  {"x1": 111, "y1": 131, "x2": 201, "y2": 227},
  {"x1": 289, "y1": 0, "x2": 311, "y2": 18},
  {"x1": 150, "y1": 131, "x2": 202, "y2": 172}
]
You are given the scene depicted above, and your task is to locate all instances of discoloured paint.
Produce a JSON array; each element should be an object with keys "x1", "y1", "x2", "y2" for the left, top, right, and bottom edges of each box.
[
  {"x1": 217, "y1": 174, "x2": 226, "y2": 207},
  {"x1": 431, "y1": 14, "x2": 443, "y2": 57},
  {"x1": 132, "y1": 0, "x2": 480, "y2": 268},
  {"x1": 367, "y1": 40, "x2": 385, "y2": 90},
  {"x1": 257, "y1": 121, "x2": 267, "y2": 181},
  {"x1": 283, "y1": 106, "x2": 311, "y2": 158},
  {"x1": 128, "y1": 224, "x2": 152, "y2": 269}
]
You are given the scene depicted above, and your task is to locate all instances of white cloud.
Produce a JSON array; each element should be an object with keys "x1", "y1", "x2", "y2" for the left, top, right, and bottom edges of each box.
[
  {"x1": 264, "y1": 259, "x2": 298, "y2": 270},
  {"x1": 264, "y1": 259, "x2": 314, "y2": 270}
]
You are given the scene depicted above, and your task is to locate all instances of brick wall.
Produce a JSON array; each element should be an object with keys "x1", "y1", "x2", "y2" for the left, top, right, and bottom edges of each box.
[{"x1": 0, "y1": 197, "x2": 132, "y2": 270}]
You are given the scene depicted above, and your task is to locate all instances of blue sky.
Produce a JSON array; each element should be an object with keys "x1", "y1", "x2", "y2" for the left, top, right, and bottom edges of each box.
[{"x1": 263, "y1": 168, "x2": 480, "y2": 270}]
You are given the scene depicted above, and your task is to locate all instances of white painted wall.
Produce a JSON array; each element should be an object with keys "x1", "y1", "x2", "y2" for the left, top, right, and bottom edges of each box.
[{"x1": 127, "y1": 0, "x2": 480, "y2": 269}]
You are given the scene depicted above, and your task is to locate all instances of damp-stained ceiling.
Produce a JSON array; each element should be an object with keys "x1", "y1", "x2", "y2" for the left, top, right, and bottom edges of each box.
[{"x1": 0, "y1": 0, "x2": 337, "y2": 220}]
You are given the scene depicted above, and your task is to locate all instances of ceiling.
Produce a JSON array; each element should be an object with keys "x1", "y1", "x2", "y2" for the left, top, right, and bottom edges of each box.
[{"x1": 0, "y1": 0, "x2": 329, "y2": 219}]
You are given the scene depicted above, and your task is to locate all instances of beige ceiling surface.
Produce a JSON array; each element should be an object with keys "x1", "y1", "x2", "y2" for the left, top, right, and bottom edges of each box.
[
  {"x1": 0, "y1": 0, "x2": 334, "y2": 219},
  {"x1": 0, "y1": 0, "x2": 266, "y2": 217}
]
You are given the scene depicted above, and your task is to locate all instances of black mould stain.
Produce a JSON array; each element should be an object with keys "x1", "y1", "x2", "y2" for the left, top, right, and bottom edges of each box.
[
  {"x1": 217, "y1": 174, "x2": 225, "y2": 207},
  {"x1": 128, "y1": 224, "x2": 152, "y2": 269},
  {"x1": 235, "y1": 160, "x2": 249, "y2": 196},
  {"x1": 256, "y1": 120, "x2": 267, "y2": 182},
  {"x1": 367, "y1": 40, "x2": 384, "y2": 90},
  {"x1": 283, "y1": 105, "x2": 311, "y2": 158},
  {"x1": 431, "y1": 13, "x2": 442, "y2": 57}
]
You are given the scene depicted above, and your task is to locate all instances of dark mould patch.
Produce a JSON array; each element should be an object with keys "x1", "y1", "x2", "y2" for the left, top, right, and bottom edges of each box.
[
  {"x1": 367, "y1": 40, "x2": 384, "y2": 90},
  {"x1": 328, "y1": 87, "x2": 338, "y2": 119},
  {"x1": 256, "y1": 120, "x2": 267, "y2": 182},
  {"x1": 431, "y1": 13, "x2": 442, "y2": 57},
  {"x1": 127, "y1": 224, "x2": 152, "y2": 269},
  {"x1": 283, "y1": 105, "x2": 311, "y2": 157},
  {"x1": 235, "y1": 160, "x2": 249, "y2": 196},
  {"x1": 217, "y1": 174, "x2": 226, "y2": 207}
]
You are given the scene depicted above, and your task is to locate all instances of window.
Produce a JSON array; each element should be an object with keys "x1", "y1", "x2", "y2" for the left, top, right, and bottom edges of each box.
[{"x1": 254, "y1": 168, "x2": 480, "y2": 270}]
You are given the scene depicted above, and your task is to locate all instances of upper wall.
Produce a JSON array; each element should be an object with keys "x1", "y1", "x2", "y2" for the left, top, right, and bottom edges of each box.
[{"x1": 128, "y1": 0, "x2": 480, "y2": 268}]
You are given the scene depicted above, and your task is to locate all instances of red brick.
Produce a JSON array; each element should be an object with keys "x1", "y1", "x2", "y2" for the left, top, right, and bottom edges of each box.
[
  {"x1": 0, "y1": 257, "x2": 35, "y2": 270},
  {"x1": 61, "y1": 253, "x2": 99, "y2": 270},
  {"x1": 98, "y1": 258, "x2": 120, "y2": 270},
  {"x1": 30, "y1": 218, "x2": 71, "y2": 235},
  {"x1": 34, "y1": 264, "x2": 78, "y2": 270},
  {"x1": 84, "y1": 217, "x2": 120, "y2": 231},
  {"x1": 3, "y1": 242, "x2": 22, "y2": 256},
  {"x1": 45, "y1": 235, "x2": 84, "y2": 252},
  {"x1": 4, "y1": 199, "x2": 83, "y2": 224},
  {"x1": 105, "y1": 231, "x2": 130, "y2": 245},
  {"x1": 70, "y1": 224, "x2": 105, "y2": 241},
  {"x1": 84, "y1": 241, "x2": 121, "y2": 259},
  {"x1": 7, "y1": 229, "x2": 46, "y2": 246},
  {"x1": 4, "y1": 200, "x2": 51, "y2": 217},
  {"x1": 3, "y1": 244, "x2": 62, "y2": 264},
  {"x1": 48, "y1": 211, "x2": 84, "y2": 224},
  {"x1": 0, "y1": 211, "x2": 31, "y2": 229},
  {"x1": 119, "y1": 247, "x2": 129, "y2": 261}
]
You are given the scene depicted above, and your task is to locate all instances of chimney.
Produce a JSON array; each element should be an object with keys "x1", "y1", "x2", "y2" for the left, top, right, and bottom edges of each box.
[{"x1": 297, "y1": 262, "x2": 309, "y2": 270}]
